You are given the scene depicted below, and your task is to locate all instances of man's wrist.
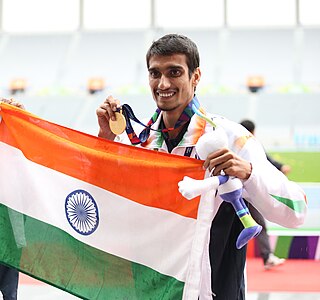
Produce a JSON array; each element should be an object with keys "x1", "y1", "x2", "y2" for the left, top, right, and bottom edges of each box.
[
  {"x1": 98, "y1": 129, "x2": 116, "y2": 140},
  {"x1": 245, "y1": 162, "x2": 252, "y2": 180}
]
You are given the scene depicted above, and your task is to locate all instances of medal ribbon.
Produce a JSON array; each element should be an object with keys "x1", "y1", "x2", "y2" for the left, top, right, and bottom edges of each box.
[{"x1": 121, "y1": 96, "x2": 202, "y2": 145}]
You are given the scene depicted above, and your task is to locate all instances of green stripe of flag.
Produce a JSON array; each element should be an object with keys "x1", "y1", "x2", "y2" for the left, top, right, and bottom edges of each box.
[
  {"x1": 0, "y1": 204, "x2": 184, "y2": 300},
  {"x1": 270, "y1": 194, "x2": 306, "y2": 213}
]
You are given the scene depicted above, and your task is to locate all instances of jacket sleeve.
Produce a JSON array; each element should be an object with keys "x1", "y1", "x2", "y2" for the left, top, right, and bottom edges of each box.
[
  {"x1": 266, "y1": 154, "x2": 283, "y2": 171},
  {"x1": 240, "y1": 137, "x2": 307, "y2": 228}
]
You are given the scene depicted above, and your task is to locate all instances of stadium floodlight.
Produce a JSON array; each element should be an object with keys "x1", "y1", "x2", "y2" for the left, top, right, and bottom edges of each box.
[
  {"x1": 246, "y1": 76, "x2": 265, "y2": 93},
  {"x1": 9, "y1": 78, "x2": 27, "y2": 95},
  {"x1": 87, "y1": 77, "x2": 105, "y2": 95}
]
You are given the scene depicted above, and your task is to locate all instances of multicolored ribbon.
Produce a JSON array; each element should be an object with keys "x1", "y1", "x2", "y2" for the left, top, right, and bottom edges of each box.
[
  {"x1": 191, "y1": 102, "x2": 216, "y2": 128},
  {"x1": 121, "y1": 96, "x2": 202, "y2": 145}
]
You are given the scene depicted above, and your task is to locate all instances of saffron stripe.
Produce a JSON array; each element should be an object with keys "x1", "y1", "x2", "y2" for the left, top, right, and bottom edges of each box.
[{"x1": 0, "y1": 103, "x2": 204, "y2": 218}]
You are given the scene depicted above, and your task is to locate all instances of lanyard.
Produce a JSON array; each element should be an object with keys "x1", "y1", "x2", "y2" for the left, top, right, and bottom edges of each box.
[{"x1": 121, "y1": 96, "x2": 201, "y2": 145}]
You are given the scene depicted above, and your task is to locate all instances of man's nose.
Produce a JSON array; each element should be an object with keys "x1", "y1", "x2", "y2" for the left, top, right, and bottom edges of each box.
[{"x1": 158, "y1": 75, "x2": 170, "y2": 89}]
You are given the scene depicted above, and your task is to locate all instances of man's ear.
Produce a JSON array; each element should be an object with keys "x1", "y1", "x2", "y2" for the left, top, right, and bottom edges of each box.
[{"x1": 193, "y1": 67, "x2": 201, "y2": 86}]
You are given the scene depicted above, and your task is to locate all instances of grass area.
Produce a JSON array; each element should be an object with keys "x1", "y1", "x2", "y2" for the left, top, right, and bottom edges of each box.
[
  {"x1": 268, "y1": 152, "x2": 320, "y2": 182},
  {"x1": 265, "y1": 152, "x2": 320, "y2": 234}
]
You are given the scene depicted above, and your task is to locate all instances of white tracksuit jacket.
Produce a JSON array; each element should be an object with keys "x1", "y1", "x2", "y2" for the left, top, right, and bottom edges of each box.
[{"x1": 116, "y1": 107, "x2": 307, "y2": 299}]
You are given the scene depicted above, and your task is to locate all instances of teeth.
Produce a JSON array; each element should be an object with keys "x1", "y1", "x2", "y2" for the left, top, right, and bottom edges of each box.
[{"x1": 159, "y1": 92, "x2": 174, "y2": 97}]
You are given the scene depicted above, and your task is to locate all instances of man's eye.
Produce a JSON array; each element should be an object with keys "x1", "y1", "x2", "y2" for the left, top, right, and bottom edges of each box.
[
  {"x1": 170, "y1": 69, "x2": 181, "y2": 77},
  {"x1": 149, "y1": 71, "x2": 160, "y2": 78}
]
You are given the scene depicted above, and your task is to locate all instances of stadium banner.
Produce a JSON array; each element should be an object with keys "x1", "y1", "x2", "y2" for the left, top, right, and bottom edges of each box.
[{"x1": 0, "y1": 103, "x2": 212, "y2": 299}]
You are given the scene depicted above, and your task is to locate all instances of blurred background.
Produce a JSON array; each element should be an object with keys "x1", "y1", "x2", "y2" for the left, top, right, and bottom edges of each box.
[
  {"x1": 0, "y1": 0, "x2": 319, "y2": 146},
  {"x1": 0, "y1": 0, "x2": 319, "y2": 298},
  {"x1": 0, "y1": 0, "x2": 319, "y2": 236}
]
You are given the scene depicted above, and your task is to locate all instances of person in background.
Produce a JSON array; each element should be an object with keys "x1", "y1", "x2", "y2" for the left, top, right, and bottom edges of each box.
[
  {"x1": 239, "y1": 119, "x2": 291, "y2": 175},
  {"x1": 0, "y1": 97, "x2": 25, "y2": 300},
  {"x1": 240, "y1": 119, "x2": 289, "y2": 270},
  {"x1": 0, "y1": 265, "x2": 18, "y2": 300},
  {"x1": 96, "y1": 34, "x2": 306, "y2": 299}
]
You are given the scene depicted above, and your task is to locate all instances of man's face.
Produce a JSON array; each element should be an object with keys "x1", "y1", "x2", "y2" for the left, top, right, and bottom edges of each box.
[{"x1": 148, "y1": 54, "x2": 201, "y2": 112}]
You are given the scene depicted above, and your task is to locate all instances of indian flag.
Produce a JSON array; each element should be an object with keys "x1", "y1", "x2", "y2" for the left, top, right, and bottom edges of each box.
[{"x1": 0, "y1": 103, "x2": 213, "y2": 299}]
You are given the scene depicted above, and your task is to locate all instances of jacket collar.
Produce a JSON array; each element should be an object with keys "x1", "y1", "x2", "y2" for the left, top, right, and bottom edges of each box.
[{"x1": 142, "y1": 108, "x2": 207, "y2": 150}]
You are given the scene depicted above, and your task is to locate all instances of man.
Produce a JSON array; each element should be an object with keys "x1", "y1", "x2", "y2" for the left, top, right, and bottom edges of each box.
[
  {"x1": 240, "y1": 119, "x2": 290, "y2": 270},
  {"x1": 0, "y1": 98, "x2": 24, "y2": 300},
  {"x1": 96, "y1": 34, "x2": 306, "y2": 299}
]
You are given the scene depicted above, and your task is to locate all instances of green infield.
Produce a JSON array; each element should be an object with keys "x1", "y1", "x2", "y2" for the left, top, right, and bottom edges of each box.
[{"x1": 268, "y1": 151, "x2": 320, "y2": 182}]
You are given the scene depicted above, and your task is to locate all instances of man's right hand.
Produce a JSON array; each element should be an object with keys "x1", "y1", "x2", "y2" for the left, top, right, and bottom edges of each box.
[{"x1": 96, "y1": 95, "x2": 121, "y2": 140}]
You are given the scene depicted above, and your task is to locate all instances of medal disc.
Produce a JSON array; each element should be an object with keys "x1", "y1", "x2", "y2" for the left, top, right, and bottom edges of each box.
[{"x1": 109, "y1": 112, "x2": 126, "y2": 135}]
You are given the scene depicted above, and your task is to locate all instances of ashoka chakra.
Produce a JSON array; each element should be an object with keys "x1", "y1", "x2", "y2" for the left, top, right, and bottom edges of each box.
[{"x1": 65, "y1": 189, "x2": 99, "y2": 235}]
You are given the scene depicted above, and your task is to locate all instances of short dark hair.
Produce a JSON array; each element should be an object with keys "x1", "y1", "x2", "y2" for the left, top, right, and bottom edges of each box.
[
  {"x1": 240, "y1": 119, "x2": 255, "y2": 134},
  {"x1": 146, "y1": 34, "x2": 200, "y2": 78}
]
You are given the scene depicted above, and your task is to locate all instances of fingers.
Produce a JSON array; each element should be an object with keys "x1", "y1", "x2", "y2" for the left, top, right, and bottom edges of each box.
[
  {"x1": 0, "y1": 98, "x2": 25, "y2": 110},
  {"x1": 97, "y1": 96, "x2": 120, "y2": 122},
  {"x1": 1, "y1": 97, "x2": 14, "y2": 104},
  {"x1": 203, "y1": 148, "x2": 229, "y2": 171},
  {"x1": 203, "y1": 148, "x2": 245, "y2": 177},
  {"x1": 203, "y1": 148, "x2": 237, "y2": 176},
  {"x1": 96, "y1": 95, "x2": 121, "y2": 140}
]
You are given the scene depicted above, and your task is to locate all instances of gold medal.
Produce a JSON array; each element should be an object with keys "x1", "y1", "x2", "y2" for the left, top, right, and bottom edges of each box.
[{"x1": 109, "y1": 110, "x2": 126, "y2": 135}]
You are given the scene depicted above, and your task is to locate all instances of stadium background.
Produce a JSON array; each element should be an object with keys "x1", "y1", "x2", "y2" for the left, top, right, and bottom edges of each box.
[{"x1": 0, "y1": 0, "x2": 319, "y2": 298}]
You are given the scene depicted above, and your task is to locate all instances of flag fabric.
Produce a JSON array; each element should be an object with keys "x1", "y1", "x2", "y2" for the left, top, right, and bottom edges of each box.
[{"x1": 0, "y1": 103, "x2": 213, "y2": 299}]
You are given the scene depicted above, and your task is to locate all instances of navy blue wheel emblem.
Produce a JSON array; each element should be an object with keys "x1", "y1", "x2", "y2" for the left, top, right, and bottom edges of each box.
[{"x1": 65, "y1": 189, "x2": 99, "y2": 235}]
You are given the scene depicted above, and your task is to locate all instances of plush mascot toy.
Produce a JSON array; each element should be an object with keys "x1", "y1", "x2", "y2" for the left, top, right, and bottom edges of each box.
[{"x1": 178, "y1": 126, "x2": 262, "y2": 249}]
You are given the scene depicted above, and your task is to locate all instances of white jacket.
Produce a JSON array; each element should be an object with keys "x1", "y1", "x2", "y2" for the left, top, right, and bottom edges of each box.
[
  {"x1": 118, "y1": 110, "x2": 307, "y2": 227},
  {"x1": 116, "y1": 107, "x2": 307, "y2": 299}
]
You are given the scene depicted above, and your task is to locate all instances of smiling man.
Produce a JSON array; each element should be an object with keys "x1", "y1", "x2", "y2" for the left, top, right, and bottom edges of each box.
[{"x1": 96, "y1": 34, "x2": 306, "y2": 299}]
